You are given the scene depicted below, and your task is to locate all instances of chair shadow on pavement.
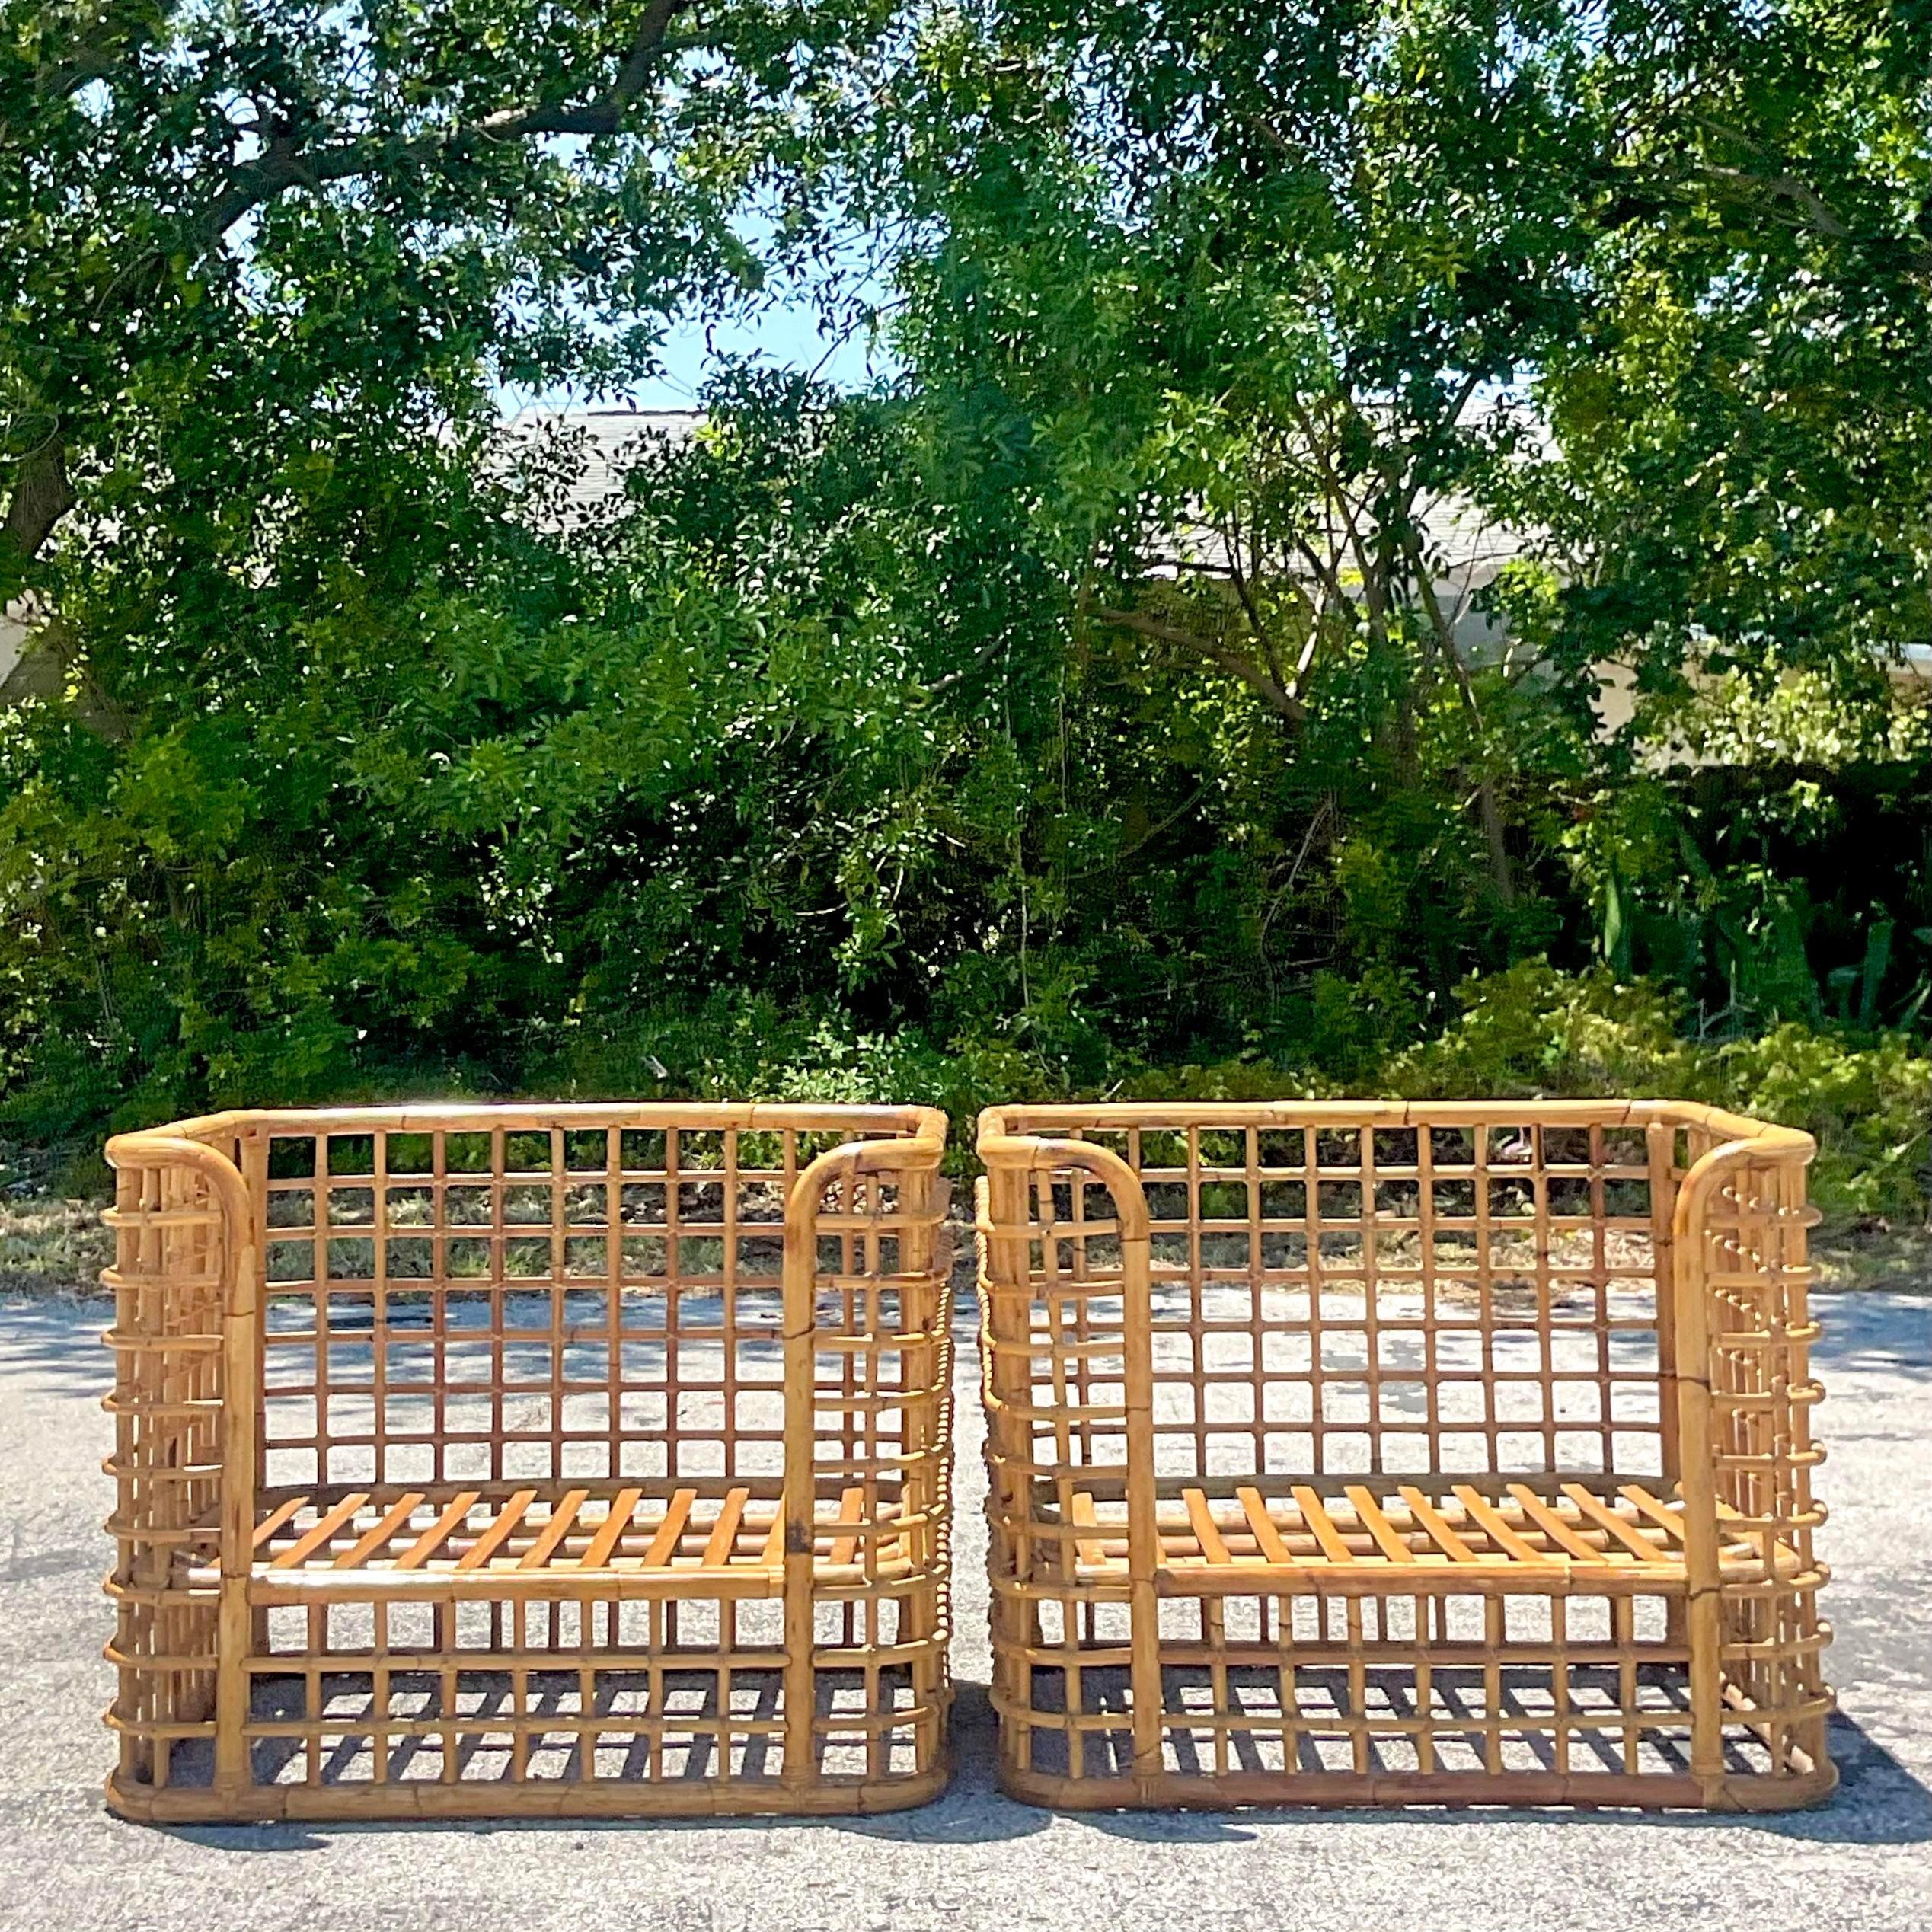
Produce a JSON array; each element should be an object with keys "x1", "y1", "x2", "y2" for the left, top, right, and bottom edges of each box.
[
  {"x1": 0, "y1": 1293, "x2": 119, "y2": 1394},
  {"x1": 1054, "y1": 1708, "x2": 1932, "y2": 1847},
  {"x1": 8, "y1": 1292, "x2": 1926, "y2": 1854},
  {"x1": 854, "y1": 1691, "x2": 1932, "y2": 1849},
  {"x1": 146, "y1": 1686, "x2": 1930, "y2": 1856}
]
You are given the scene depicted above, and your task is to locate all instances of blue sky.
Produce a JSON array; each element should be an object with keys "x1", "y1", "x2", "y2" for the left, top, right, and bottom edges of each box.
[{"x1": 619, "y1": 291, "x2": 899, "y2": 408}]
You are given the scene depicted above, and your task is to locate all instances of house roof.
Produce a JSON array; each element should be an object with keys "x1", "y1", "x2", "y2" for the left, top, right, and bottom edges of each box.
[{"x1": 495, "y1": 407, "x2": 700, "y2": 527}]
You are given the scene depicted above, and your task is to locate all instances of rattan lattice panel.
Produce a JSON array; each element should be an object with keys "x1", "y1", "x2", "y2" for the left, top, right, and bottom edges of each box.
[
  {"x1": 104, "y1": 1103, "x2": 952, "y2": 1822},
  {"x1": 977, "y1": 1100, "x2": 1833, "y2": 1812}
]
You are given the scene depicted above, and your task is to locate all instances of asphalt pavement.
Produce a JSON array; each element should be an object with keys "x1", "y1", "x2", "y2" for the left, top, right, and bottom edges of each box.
[{"x1": 1, "y1": 1286, "x2": 1927, "y2": 1932}]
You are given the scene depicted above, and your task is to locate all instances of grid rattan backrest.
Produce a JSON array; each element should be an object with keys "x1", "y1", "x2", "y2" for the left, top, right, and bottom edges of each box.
[
  {"x1": 979, "y1": 1102, "x2": 1694, "y2": 1490},
  {"x1": 133, "y1": 1104, "x2": 947, "y2": 1498}
]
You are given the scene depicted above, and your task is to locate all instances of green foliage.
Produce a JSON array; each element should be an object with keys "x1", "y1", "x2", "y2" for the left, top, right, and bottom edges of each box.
[
  {"x1": 1711, "y1": 1025, "x2": 1932, "y2": 1225},
  {"x1": 0, "y1": 376, "x2": 960, "y2": 1129},
  {"x1": 1388, "y1": 961, "x2": 1932, "y2": 1224},
  {"x1": 4, "y1": 2, "x2": 1932, "y2": 1237},
  {"x1": 1, "y1": 0, "x2": 895, "y2": 590},
  {"x1": 1388, "y1": 961, "x2": 1698, "y2": 1102}
]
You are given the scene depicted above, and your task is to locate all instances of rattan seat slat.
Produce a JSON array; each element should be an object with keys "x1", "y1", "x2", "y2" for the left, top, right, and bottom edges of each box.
[
  {"x1": 1394, "y1": 1484, "x2": 1480, "y2": 1563},
  {"x1": 517, "y1": 1488, "x2": 588, "y2": 1570},
  {"x1": 394, "y1": 1490, "x2": 481, "y2": 1568},
  {"x1": 1451, "y1": 1483, "x2": 1547, "y2": 1563},
  {"x1": 576, "y1": 1485, "x2": 641, "y2": 1569},
  {"x1": 333, "y1": 1493, "x2": 426, "y2": 1569},
  {"x1": 453, "y1": 1488, "x2": 535, "y2": 1570},
  {"x1": 267, "y1": 1493, "x2": 369, "y2": 1569}
]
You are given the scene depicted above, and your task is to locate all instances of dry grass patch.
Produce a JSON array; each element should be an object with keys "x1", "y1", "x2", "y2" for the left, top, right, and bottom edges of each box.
[{"x1": 0, "y1": 1193, "x2": 111, "y2": 1298}]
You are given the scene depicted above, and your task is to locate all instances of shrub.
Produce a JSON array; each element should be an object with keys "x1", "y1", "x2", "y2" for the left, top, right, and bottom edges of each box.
[
  {"x1": 1385, "y1": 961, "x2": 1698, "y2": 1101},
  {"x1": 1384, "y1": 961, "x2": 1931, "y2": 1225},
  {"x1": 1706, "y1": 1025, "x2": 1932, "y2": 1224}
]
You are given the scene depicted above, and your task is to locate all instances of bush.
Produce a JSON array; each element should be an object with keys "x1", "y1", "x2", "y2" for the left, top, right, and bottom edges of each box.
[
  {"x1": 11, "y1": 963, "x2": 1929, "y2": 1231},
  {"x1": 1383, "y1": 961, "x2": 1930, "y2": 1225},
  {"x1": 1707, "y1": 1024, "x2": 1932, "y2": 1225},
  {"x1": 1149, "y1": 963, "x2": 1931, "y2": 1227},
  {"x1": 1385, "y1": 961, "x2": 1698, "y2": 1101}
]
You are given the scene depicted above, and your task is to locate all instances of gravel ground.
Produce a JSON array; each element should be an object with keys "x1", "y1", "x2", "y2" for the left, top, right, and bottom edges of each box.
[{"x1": 2, "y1": 1286, "x2": 1927, "y2": 1932}]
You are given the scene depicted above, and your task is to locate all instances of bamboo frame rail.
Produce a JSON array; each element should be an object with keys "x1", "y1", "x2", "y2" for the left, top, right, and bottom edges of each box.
[
  {"x1": 103, "y1": 1102, "x2": 953, "y2": 1822},
  {"x1": 976, "y1": 1100, "x2": 1833, "y2": 1811}
]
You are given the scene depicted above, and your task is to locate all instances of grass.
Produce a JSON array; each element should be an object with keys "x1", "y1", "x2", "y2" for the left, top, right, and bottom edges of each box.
[
  {"x1": 2, "y1": 1136, "x2": 1925, "y2": 1302},
  {"x1": 0, "y1": 1140, "x2": 110, "y2": 1300},
  {"x1": 0, "y1": 1195, "x2": 111, "y2": 1299},
  {"x1": 1812, "y1": 1221, "x2": 1932, "y2": 1291}
]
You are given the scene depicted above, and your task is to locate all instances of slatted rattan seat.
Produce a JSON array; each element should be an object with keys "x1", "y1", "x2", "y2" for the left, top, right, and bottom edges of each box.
[
  {"x1": 180, "y1": 1483, "x2": 919, "y2": 1600},
  {"x1": 1052, "y1": 1481, "x2": 1805, "y2": 1591}
]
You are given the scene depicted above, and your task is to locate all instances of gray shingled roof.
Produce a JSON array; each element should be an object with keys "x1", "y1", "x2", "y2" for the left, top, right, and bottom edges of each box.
[{"x1": 497, "y1": 407, "x2": 701, "y2": 528}]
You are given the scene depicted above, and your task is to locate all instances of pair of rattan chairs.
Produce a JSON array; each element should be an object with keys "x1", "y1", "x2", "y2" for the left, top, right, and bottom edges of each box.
[{"x1": 101, "y1": 1097, "x2": 1833, "y2": 1822}]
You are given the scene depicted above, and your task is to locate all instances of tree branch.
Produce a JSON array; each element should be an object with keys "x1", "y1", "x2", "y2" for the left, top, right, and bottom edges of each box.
[
  {"x1": 925, "y1": 634, "x2": 1005, "y2": 693},
  {"x1": 1218, "y1": 502, "x2": 1286, "y2": 686},
  {"x1": 1394, "y1": 519, "x2": 1517, "y2": 905},
  {"x1": 1095, "y1": 605, "x2": 1306, "y2": 723},
  {"x1": 1, "y1": 440, "x2": 74, "y2": 576},
  {"x1": 3, "y1": 2, "x2": 700, "y2": 571},
  {"x1": 30, "y1": 4, "x2": 168, "y2": 104},
  {"x1": 1598, "y1": 144, "x2": 1932, "y2": 279},
  {"x1": 200, "y1": 0, "x2": 695, "y2": 242}
]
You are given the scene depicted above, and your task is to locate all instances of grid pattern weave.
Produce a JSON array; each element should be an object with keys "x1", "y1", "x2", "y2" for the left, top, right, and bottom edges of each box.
[
  {"x1": 1004, "y1": 1116, "x2": 1666, "y2": 1487},
  {"x1": 103, "y1": 1103, "x2": 953, "y2": 1823},
  {"x1": 978, "y1": 1100, "x2": 1834, "y2": 1812}
]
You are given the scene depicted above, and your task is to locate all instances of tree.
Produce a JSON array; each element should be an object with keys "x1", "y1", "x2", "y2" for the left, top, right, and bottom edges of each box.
[
  {"x1": 0, "y1": 365, "x2": 979, "y2": 1126},
  {"x1": 889, "y1": 4, "x2": 1601, "y2": 1036},
  {"x1": 7, "y1": 0, "x2": 1932, "y2": 1142},
  {"x1": 889, "y1": 0, "x2": 1932, "y2": 1030},
  {"x1": 1502, "y1": 2, "x2": 1932, "y2": 1020},
  {"x1": 0, "y1": 1, "x2": 915, "y2": 1125},
  {"x1": 0, "y1": 0, "x2": 889, "y2": 606}
]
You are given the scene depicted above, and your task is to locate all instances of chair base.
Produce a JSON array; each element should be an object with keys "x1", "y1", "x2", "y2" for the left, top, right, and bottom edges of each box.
[
  {"x1": 995, "y1": 1760, "x2": 1839, "y2": 1813},
  {"x1": 105, "y1": 1759, "x2": 953, "y2": 1824},
  {"x1": 989, "y1": 1584, "x2": 1836, "y2": 1814}
]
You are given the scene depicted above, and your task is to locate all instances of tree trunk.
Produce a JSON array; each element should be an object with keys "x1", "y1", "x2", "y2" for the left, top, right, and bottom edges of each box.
[{"x1": 2, "y1": 439, "x2": 74, "y2": 576}]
